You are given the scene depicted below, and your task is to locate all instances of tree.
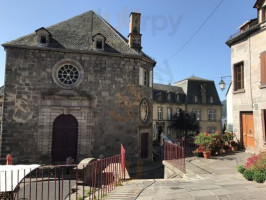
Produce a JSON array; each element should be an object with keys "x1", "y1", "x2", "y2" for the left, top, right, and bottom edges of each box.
[{"x1": 171, "y1": 109, "x2": 200, "y2": 138}]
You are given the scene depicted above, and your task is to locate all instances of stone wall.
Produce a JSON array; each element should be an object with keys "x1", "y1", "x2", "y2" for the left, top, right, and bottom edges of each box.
[
  {"x1": 1, "y1": 47, "x2": 154, "y2": 163},
  {"x1": 230, "y1": 23, "x2": 266, "y2": 151}
]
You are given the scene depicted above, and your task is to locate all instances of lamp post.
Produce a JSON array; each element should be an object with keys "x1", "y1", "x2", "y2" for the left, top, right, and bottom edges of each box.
[{"x1": 219, "y1": 76, "x2": 231, "y2": 91}]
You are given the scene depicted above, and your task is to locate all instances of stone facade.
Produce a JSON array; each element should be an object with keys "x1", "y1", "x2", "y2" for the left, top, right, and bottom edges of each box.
[
  {"x1": 1, "y1": 11, "x2": 155, "y2": 164},
  {"x1": 226, "y1": 0, "x2": 266, "y2": 152},
  {"x1": 0, "y1": 86, "x2": 3, "y2": 131},
  {"x1": 153, "y1": 77, "x2": 222, "y2": 140}
]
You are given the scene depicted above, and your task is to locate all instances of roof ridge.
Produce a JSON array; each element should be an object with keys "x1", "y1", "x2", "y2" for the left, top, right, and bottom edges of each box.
[{"x1": 174, "y1": 76, "x2": 213, "y2": 84}]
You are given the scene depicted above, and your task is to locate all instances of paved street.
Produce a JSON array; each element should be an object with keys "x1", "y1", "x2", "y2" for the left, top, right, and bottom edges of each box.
[{"x1": 103, "y1": 152, "x2": 266, "y2": 200}]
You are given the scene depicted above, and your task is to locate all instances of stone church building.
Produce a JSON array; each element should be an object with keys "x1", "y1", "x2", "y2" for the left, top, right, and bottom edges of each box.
[{"x1": 1, "y1": 11, "x2": 156, "y2": 163}]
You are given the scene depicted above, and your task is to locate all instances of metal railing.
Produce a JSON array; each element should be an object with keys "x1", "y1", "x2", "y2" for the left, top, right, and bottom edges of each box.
[
  {"x1": 227, "y1": 19, "x2": 259, "y2": 41},
  {"x1": 172, "y1": 138, "x2": 198, "y2": 157},
  {"x1": 164, "y1": 141, "x2": 185, "y2": 173},
  {"x1": 0, "y1": 145, "x2": 126, "y2": 200}
]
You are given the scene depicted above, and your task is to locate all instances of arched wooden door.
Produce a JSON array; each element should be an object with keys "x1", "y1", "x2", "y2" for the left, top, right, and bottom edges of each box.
[{"x1": 51, "y1": 114, "x2": 78, "y2": 163}]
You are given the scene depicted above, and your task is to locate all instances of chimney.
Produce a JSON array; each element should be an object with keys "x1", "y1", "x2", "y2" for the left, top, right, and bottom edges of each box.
[{"x1": 128, "y1": 12, "x2": 142, "y2": 52}]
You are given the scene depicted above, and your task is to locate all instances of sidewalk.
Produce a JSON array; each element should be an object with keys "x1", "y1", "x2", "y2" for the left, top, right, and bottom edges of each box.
[{"x1": 103, "y1": 151, "x2": 266, "y2": 200}]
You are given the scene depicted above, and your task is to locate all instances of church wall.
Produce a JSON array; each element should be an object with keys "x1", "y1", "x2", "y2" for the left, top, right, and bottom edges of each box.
[{"x1": 1, "y1": 47, "x2": 153, "y2": 163}]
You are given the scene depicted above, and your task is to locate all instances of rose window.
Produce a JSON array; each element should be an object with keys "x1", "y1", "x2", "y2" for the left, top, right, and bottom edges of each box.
[{"x1": 57, "y1": 65, "x2": 80, "y2": 86}]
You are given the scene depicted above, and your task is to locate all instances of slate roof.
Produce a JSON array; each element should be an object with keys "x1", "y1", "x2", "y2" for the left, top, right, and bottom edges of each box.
[
  {"x1": 174, "y1": 76, "x2": 221, "y2": 105},
  {"x1": 0, "y1": 86, "x2": 4, "y2": 97},
  {"x1": 2, "y1": 11, "x2": 154, "y2": 62},
  {"x1": 153, "y1": 83, "x2": 185, "y2": 103},
  {"x1": 174, "y1": 76, "x2": 212, "y2": 83},
  {"x1": 254, "y1": 0, "x2": 265, "y2": 8},
  {"x1": 153, "y1": 83, "x2": 184, "y2": 94}
]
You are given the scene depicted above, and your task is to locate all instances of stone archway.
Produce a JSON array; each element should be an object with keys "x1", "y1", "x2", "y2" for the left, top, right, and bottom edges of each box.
[{"x1": 51, "y1": 114, "x2": 78, "y2": 163}]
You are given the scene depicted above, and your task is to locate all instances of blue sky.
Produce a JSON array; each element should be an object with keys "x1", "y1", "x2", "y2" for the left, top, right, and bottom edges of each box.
[{"x1": 0, "y1": 0, "x2": 257, "y2": 100}]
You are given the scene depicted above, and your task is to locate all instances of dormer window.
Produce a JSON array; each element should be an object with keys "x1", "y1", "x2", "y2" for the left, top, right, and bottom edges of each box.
[
  {"x1": 96, "y1": 40, "x2": 103, "y2": 49},
  {"x1": 35, "y1": 27, "x2": 51, "y2": 47},
  {"x1": 210, "y1": 96, "x2": 214, "y2": 104},
  {"x1": 93, "y1": 33, "x2": 106, "y2": 51},
  {"x1": 167, "y1": 92, "x2": 171, "y2": 101},
  {"x1": 155, "y1": 92, "x2": 163, "y2": 102},
  {"x1": 194, "y1": 95, "x2": 198, "y2": 103},
  {"x1": 176, "y1": 93, "x2": 180, "y2": 102},
  {"x1": 40, "y1": 35, "x2": 47, "y2": 44}
]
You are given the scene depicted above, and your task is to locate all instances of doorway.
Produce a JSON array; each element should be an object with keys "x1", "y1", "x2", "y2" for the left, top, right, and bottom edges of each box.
[
  {"x1": 241, "y1": 112, "x2": 255, "y2": 148},
  {"x1": 51, "y1": 114, "x2": 78, "y2": 163},
  {"x1": 141, "y1": 133, "x2": 149, "y2": 159},
  {"x1": 157, "y1": 126, "x2": 163, "y2": 141}
]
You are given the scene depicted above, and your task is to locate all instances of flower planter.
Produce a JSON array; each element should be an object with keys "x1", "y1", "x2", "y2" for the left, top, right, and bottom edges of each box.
[
  {"x1": 231, "y1": 146, "x2": 238, "y2": 151},
  {"x1": 203, "y1": 151, "x2": 211, "y2": 159}
]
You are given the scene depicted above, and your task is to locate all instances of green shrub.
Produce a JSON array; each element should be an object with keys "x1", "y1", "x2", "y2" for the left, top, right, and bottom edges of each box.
[
  {"x1": 253, "y1": 170, "x2": 266, "y2": 183},
  {"x1": 237, "y1": 165, "x2": 245, "y2": 174},
  {"x1": 243, "y1": 169, "x2": 254, "y2": 181}
]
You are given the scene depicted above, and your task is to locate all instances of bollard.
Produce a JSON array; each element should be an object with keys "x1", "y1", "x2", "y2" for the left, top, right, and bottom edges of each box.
[{"x1": 6, "y1": 154, "x2": 12, "y2": 165}]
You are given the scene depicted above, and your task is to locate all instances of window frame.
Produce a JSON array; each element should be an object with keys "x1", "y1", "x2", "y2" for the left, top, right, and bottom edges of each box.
[
  {"x1": 176, "y1": 108, "x2": 180, "y2": 117},
  {"x1": 167, "y1": 92, "x2": 171, "y2": 102},
  {"x1": 144, "y1": 70, "x2": 149, "y2": 87},
  {"x1": 233, "y1": 61, "x2": 244, "y2": 91},
  {"x1": 192, "y1": 109, "x2": 201, "y2": 121},
  {"x1": 207, "y1": 109, "x2": 216, "y2": 121},
  {"x1": 96, "y1": 39, "x2": 103, "y2": 50},
  {"x1": 158, "y1": 107, "x2": 163, "y2": 120},
  {"x1": 176, "y1": 93, "x2": 180, "y2": 102},
  {"x1": 92, "y1": 34, "x2": 105, "y2": 51},
  {"x1": 260, "y1": 51, "x2": 266, "y2": 86},
  {"x1": 52, "y1": 59, "x2": 84, "y2": 89},
  {"x1": 167, "y1": 107, "x2": 172, "y2": 120},
  {"x1": 40, "y1": 34, "x2": 47, "y2": 44},
  {"x1": 194, "y1": 95, "x2": 198, "y2": 103},
  {"x1": 209, "y1": 96, "x2": 213, "y2": 104}
]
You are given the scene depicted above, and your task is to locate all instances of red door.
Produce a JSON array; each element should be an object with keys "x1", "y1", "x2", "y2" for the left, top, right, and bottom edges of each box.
[
  {"x1": 241, "y1": 113, "x2": 255, "y2": 148},
  {"x1": 141, "y1": 133, "x2": 148, "y2": 158},
  {"x1": 52, "y1": 114, "x2": 78, "y2": 163}
]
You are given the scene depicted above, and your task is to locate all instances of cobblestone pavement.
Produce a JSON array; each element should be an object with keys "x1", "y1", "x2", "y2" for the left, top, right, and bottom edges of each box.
[{"x1": 103, "y1": 152, "x2": 266, "y2": 200}]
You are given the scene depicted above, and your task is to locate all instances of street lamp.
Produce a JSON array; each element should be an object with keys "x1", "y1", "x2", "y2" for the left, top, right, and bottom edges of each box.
[{"x1": 219, "y1": 76, "x2": 231, "y2": 91}]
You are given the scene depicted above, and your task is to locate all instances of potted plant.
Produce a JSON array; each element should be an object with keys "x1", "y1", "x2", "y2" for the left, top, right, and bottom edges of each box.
[
  {"x1": 192, "y1": 147, "x2": 203, "y2": 157},
  {"x1": 230, "y1": 140, "x2": 238, "y2": 151},
  {"x1": 222, "y1": 132, "x2": 234, "y2": 152},
  {"x1": 194, "y1": 133, "x2": 216, "y2": 159}
]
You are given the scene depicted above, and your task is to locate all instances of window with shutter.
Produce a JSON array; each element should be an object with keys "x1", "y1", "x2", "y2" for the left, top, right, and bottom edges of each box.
[
  {"x1": 149, "y1": 71, "x2": 153, "y2": 87},
  {"x1": 233, "y1": 62, "x2": 244, "y2": 91},
  {"x1": 144, "y1": 70, "x2": 149, "y2": 86},
  {"x1": 207, "y1": 109, "x2": 216, "y2": 121},
  {"x1": 260, "y1": 52, "x2": 266, "y2": 85},
  {"x1": 192, "y1": 109, "x2": 201, "y2": 121},
  {"x1": 167, "y1": 107, "x2": 172, "y2": 120},
  {"x1": 158, "y1": 107, "x2": 163, "y2": 120},
  {"x1": 139, "y1": 67, "x2": 144, "y2": 86}
]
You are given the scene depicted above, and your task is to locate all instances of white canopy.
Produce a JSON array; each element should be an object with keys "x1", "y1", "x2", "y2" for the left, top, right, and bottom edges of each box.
[{"x1": 0, "y1": 164, "x2": 40, "y2": 192}]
